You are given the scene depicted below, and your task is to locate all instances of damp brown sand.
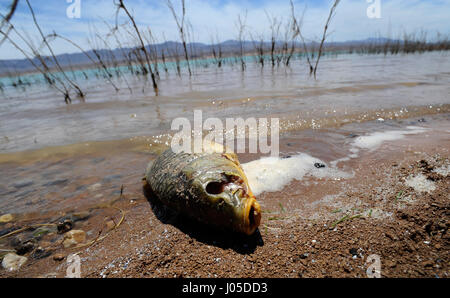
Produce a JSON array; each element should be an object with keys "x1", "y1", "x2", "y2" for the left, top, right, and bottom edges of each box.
[{"x1": 0, "y1": 114, "x2": 448, "y2": 278}]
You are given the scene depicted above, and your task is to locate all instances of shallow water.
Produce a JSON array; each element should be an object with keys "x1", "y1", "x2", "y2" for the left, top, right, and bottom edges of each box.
[
  {"x1": 0, "y1": 113, "x2": 448, "y2": 216},
  {"x1": 0, "y1": 52, "x2": 449, "y2": 216}
]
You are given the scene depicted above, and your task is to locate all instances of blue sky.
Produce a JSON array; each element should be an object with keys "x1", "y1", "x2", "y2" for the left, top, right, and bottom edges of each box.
[{"x1": 0, "y1": 0, "x2": 449, "y2": 59}]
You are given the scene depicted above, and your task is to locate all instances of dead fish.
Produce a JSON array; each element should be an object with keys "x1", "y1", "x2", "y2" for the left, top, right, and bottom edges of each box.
[{"x1": 145, "y1": 143, "x2": 261, "y2": 235}]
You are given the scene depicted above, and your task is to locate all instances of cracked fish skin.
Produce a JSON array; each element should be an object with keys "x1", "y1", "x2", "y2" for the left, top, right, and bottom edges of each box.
[{"x1": 145, "y1": 145, "x2": 261, "y2": 235}]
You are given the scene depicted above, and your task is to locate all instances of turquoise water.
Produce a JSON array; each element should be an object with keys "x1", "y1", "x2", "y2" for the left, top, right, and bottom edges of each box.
[{"x1": 0, "y1": 51, "x2": 346, "y2": 88}]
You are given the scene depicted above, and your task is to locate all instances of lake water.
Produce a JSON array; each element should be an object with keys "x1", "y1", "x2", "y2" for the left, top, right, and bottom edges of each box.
[{"x1": 0, "y1": 52, "x2": 449, "y2": 215}]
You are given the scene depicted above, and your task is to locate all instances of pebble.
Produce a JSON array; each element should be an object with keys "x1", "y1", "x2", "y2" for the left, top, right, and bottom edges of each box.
[
  {"x1": 53, "y1": 253, "x2": 65, "y2": 261},
  {"x1": 63, "y1": 230, "x2": 86, "y2": 248},
  {"x1": 0, "y1": 214, "x2": 13, "y2": 223},
  {"x1": 2, "y1": 253, "x2": 27, "y2": 271},
  {"x1": 15, "y1": 240, "x2": 35, "y2": 255},
  {"x1": 349, "y1": 248, "x2": 358, "y2": 256}
]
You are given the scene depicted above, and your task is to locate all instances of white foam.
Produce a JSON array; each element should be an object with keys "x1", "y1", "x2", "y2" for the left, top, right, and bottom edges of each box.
[
  {"x1": 433, "y1": 165, "x2": 450, "y2": 176},
  {"x1": 241, "y1": 126, "x2": 430, "y2": 195},
  {"x1": 404, "y1": 173, "x2": 436, "y2": 193},
  {"x1": 353, "y1": 126, "x2": 428, "y2": 151},
  {"x1": 242, "y1": 153, "x2": 352, "y2": 195}
]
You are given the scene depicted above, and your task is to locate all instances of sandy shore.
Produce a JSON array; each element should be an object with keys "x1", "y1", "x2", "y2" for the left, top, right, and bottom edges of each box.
[{"x1": 0, "y1": 114, "x2": 448, "y2": 278}]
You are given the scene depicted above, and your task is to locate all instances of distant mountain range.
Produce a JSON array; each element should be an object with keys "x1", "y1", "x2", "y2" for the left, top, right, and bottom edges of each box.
[{"x1": 0, "y1": 38, "x2": 399, "y2": 76}]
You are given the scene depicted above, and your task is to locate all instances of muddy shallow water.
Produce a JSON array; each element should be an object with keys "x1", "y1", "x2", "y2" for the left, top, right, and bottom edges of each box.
[
  {"x1": 0, "y1": 112, "x2": 447, "y2": 216},
  {"x1": 0, "y1": 52, "x2": 449, "y2": 153}
]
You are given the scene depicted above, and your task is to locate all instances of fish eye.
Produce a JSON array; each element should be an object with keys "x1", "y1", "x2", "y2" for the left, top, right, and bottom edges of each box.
[{"x1": 205, "y1": 181, "x2": 225, "y2": 195}]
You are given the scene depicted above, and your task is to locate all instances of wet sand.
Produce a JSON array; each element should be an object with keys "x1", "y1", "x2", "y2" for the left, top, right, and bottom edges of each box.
[{"x1": 0, "y1": 113, "x2": 448, "y2": 278}]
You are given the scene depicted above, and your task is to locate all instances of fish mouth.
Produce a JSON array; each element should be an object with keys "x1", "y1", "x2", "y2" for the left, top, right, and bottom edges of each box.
[{"x1": 242, "y1": 197, "x2": 261, "y2": 235}]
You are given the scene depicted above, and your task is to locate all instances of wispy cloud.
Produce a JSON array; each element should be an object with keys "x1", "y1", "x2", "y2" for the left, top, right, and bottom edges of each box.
[{"x1": 0, "y1": 0, "x2": 449, "y2": 59}]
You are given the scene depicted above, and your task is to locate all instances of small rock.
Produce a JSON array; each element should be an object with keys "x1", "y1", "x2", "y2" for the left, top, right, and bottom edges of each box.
[
  {"x1": 33, "y1": 227, "x2": 54, "y2": 238},
  {"x1": 63, "y1": 230, "x2": 86, "y2": 248},
  {"x1": 299, "y1": 253, "x2": 309, "y2": 259},
  {"x1": 53, "y1": 253, "x2": 65, "y2": 261},
  {"x1": 13, "y1": 239, "x2": 35, "y2": 255},
  {"x1": 314, "y1": 163, "x2": 326, "y2": 169},
  {"x1": 0, "y1": 214, "x2": 13, "y2": 223},
  {"x1": 2, "y1": 253, "x2": 27, "y2": 271},
  {"x1": 57, "y1": 219, "x2": 73, "y2": 234}
]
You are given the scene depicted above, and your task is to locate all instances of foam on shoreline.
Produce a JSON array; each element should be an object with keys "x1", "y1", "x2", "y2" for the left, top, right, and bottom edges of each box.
[
  {"x1": 352, "y1": 126, "x2": 428, "y2": 151},
  {"x1": 242, "y1": 154, "x2": 352, "y2": 195},
  {"x1": 244, "y1": 125, "x2": 430, "y2": 195},
  {"x1": 404, "y1": 173, "x2": 436, "y2": 193}
]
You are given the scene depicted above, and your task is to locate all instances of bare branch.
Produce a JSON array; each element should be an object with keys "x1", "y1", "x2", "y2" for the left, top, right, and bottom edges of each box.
[
  {"x1": 166, "y1": 0, "x2": 191, "y2": 76},
  {"x1": 313, "y1": 0, "x2": 340, "y2": 78}
]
